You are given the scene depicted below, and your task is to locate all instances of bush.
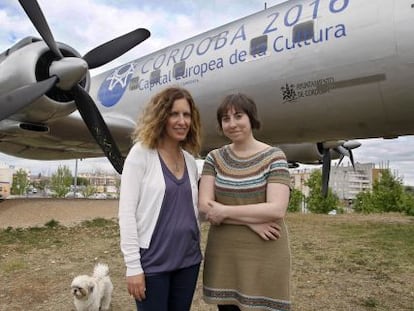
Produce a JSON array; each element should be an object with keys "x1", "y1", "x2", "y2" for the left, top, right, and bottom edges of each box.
[
  {"x1": 305, "y1": 170, "x2": 339, "y2": 214},
  {"x1": 354, "y1": 169, "x2": 414, "y2": 216},
  {"x1": 288, "y1": 188, "x2": 303, "y2": 213}
]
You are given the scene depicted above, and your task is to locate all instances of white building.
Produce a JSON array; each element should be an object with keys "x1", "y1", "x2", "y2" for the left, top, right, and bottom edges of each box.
[
  {"x1": 290, "y1": 163, "x2": 378, "y2": 201},
  {"x1": 329, "y1": 163, "x2": 374, "y2": 200}
]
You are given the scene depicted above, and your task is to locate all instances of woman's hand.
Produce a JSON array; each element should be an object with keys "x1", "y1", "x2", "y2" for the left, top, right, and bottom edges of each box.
[
  {"x1": 247, "y1": 222, "x2": 282, "y2": 241},
  {"x1": 206, "y1": 200, "x2": 227, "y2": 225},
  {"x1": 126, "y1": 273, "x2": 146, "y2": 301}
]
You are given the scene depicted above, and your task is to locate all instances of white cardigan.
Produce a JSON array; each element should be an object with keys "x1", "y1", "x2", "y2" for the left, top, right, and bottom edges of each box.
[{"x1": 118, "y1": 142, "x2": 199, "y2": 276}]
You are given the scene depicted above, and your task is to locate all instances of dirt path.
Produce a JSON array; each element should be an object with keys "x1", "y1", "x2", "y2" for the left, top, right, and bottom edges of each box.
[{"x1": 0, "y1": 198, "x2": 118, "y2": 228}]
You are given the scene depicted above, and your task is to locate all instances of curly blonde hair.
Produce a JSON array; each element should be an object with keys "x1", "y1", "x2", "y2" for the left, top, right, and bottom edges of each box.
[{"x1": 132, "y1": 87, "x2": 202, "y2": 156}]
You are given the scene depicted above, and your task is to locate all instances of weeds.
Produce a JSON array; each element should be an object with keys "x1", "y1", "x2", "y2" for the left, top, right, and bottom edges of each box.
[
  {"x1": 44, "y1": 219, "x2": 60, "y2": 228},
  {"x1": 81, "y1": 217, "x2": 114, "y2": 228}
]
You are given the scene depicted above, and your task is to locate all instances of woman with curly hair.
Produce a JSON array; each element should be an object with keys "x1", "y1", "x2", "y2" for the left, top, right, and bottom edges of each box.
[{"x1": 119, "y1": 86, "x2": 202, "y2": 311}]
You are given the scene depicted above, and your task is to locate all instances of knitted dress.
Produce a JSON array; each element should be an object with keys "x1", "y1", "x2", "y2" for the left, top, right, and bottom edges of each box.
[{"x1": 202, "y1": 145, "x2": 292, "y2": 311}]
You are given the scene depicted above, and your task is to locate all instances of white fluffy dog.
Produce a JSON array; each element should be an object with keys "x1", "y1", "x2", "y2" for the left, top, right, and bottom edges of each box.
[{"x1": 71, "y1": 263, "x2": 113, "y2": 311}]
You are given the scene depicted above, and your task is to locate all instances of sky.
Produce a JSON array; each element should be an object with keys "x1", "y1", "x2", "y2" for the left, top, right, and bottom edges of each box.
[{"x1": 0, "y1": 0, "x2": 414, "y2": 185}]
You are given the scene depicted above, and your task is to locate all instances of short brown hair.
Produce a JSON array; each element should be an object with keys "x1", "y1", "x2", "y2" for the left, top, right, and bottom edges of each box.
[
  {"x1": 216, "y1": 93, "x2": 261, "y2": 130},
  {"x1": 132, "y1": 87, "x2": 202, "y2": 156}
]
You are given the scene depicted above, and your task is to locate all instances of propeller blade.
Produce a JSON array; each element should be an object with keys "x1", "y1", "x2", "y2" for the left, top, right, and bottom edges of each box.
[
  {"x1": 322, "y1": 148, "x2": 331, "y2": 197},
  {"x1": 337, "y1": 155, "x2": 345, "y2": 166},
  {"x1": 18, "y1": 0, "x2": 63, "y2": 59},
  {"x1": 83, "y1": 28, "x2": 151, "y2": 69},
  {"x1": 349, "y1": 150, "x2": 355, "y2": 169},
  {"x1": 0, "y1": 76, "x2": 57, "y2": 120},
  {"x1": 335, "y1": 145, "x2": 350, "y2": 158},
  {"x1": 71, "y1": 85, "x2": 125, "y2": 174},
  {"x1": 334, "y1": 145, "x2": 348, "y2": 167}
]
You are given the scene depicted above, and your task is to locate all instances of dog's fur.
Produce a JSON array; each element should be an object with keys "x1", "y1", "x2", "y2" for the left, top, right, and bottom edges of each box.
[{"x1": 71, "y1": 263, "x2": 113, "y2": 311}]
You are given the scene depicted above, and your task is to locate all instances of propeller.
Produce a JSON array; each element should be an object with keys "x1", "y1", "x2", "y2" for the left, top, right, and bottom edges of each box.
[
  {"x1": 4, "y1": 0, "x2": 151, "y2": 173},
  {"x1": 320, "y1": 140, "x2": 361, "y2": 197},
  {"x1": 336, "y1": 141, "x2": 361, "y2": 167}
]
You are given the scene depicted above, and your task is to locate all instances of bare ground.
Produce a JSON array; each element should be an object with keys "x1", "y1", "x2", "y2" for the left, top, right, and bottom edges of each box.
[
  {"x1": 0, "y1": 199, "x2": 413, "y2": 311},
  {"x1": 0, "y1": 198, "x2": 118, "y2": 229}
]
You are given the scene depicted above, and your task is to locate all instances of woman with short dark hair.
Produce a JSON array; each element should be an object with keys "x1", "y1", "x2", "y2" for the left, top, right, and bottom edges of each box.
[{"x1": 199, "y1": 93, "x2": 291, "y2": 311}]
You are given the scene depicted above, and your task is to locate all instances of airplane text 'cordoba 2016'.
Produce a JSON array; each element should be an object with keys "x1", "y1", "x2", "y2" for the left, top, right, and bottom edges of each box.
[{"x1": 1, "y1": 0, "x2": 413, "y2": 196}]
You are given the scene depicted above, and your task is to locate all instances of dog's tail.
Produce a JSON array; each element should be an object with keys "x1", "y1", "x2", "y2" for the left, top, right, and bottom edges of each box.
[{"x1": 93, "y1": 263, "x2": 110, "y2": 280}]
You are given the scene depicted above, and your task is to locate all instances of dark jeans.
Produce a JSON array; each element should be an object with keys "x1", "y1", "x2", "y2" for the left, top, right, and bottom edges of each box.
[
  {"x1": 135, "y1": 264, "x2": 200, "y2": 311},
  {"x1": 218, "y1": 306, "x2": 240, "y2": 311}
]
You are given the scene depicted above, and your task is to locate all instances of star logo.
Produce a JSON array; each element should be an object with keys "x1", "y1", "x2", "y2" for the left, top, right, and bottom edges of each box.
[{"x1": 98, "y1": 63, "x2": 136, "y2": 107}]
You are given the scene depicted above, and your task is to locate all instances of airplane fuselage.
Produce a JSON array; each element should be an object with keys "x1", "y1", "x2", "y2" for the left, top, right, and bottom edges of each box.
[
  {"x1": 1, "y1": 0, "x2": 413, "y2": 165},
  {"x1": 91, "y1": 0, "x2": 414, "y2": 154}
]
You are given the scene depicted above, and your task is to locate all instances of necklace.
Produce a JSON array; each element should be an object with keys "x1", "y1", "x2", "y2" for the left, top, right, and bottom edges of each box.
[
  {"x1": 158, "y1": 148, "x2": 181, "y2": 173},
  {"x1": 173, "y1": 152, "x2": 181, "y2": 172}
]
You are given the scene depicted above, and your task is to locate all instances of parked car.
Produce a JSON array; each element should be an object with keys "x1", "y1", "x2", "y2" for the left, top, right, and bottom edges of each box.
[
  {"x1": 88, "y1": 193, "x2": 107, "y2": 199},
  {"x1": 65, "y1": 192, "x2": 84, "y2": 198}
]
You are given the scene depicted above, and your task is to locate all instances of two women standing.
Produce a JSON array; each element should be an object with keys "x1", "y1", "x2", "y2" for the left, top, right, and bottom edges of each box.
[{"x1": 119, "y1": 88, "x2": 291, "y2": 311}]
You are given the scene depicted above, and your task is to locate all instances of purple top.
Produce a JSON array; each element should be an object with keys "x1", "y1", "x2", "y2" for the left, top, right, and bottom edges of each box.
[{"x1": 140, "y1": 155, "x2": 202, "y2": 274}]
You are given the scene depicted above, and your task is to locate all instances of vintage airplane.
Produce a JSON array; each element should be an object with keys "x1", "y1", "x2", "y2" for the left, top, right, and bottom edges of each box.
[{"x1": 1, "y1": 0, "x2": 413, "y2": 195}]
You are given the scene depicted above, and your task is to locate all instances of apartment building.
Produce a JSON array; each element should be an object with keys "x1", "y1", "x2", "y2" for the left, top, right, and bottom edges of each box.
[{"x1": 291, "y1": 163, "x2": 382, "y2": 200}]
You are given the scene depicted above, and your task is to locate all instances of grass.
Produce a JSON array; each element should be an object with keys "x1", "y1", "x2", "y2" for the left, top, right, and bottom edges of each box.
[{"x1": 0, "y1": 213, "x2": 413, "y2": 311}]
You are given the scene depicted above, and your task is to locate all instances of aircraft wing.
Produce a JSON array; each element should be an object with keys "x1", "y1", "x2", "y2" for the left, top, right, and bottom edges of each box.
[{"x1": 0, "y1": 112, "x2": 135, "y2": 161}]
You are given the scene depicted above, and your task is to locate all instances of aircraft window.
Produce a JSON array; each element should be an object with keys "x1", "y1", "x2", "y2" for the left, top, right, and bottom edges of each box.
[
  {"x1": 150, "y1": 69, "x2": 161, "y2": 85},
  {"x1": 293, "y1": 21, "x2": 314, "y2": 43},
  {"x1": 174, "y1": 61, "x2": 186, "y2": 78},
  {"x1": 129, "y1": 76, "x2": 139, "y2": 90},
  {"x1": 250, "y1": 35, "x2": 267, "y2": 56}
]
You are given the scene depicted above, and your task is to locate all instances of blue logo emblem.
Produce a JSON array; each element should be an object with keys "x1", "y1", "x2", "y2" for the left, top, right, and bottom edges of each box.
[{"x1": 98, "y1": 63, "x2": 136, "y2": 107}]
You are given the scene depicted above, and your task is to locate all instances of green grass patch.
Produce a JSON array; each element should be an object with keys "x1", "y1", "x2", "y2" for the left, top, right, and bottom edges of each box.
[
  {"x1": 81, "y1": 217, "x2": 115, "y2": 228},
  {"x1": 331, "y1": 222, "x2": 414, "y2": 272},
  {"x1": 1, "y1": 259, "x2": 27, "y2": 274}
]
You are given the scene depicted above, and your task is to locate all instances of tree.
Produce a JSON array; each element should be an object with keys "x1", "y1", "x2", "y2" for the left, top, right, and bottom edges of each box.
[
  {"x1": 288, "y1": 188, "x2": 303, "y2": 213},
  {"x1": 354, "y1": 191, "x2": 377, "y2": 213},
  {"x1": 37, "y1": 178, "x2": 50, "y2": 191},
  {"x1": 74, "y1": 177, "x2": 89, "y2": 187},
  {"x1": 82, "y1": 185, "x2": 97, "y2": 198},
  {"x1": 31, "y1": 173, "x2": 49, "y2": 191},
  {"x1": 305, "y1": 170, "x2": 339, "y2": 214},
  {"x1": 50, "y1": 165, "x2": 73, "y2": 198},
  {"x1": 115, "y1": 178, "x2": 121, "y2": 197},
  {"x1": 400, "y1": 191, "x2": 414, "y2": 216},
  {"x1": 354, "y1": 169, "x2": 414, "y2": 215},
  {"x1": 11, "y1": 169, "x2": 30, "y2": 195}
]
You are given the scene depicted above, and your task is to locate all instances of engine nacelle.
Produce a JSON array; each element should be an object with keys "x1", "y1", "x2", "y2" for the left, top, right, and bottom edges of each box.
[
  {"x1": 0, "y1": 119, "x2": 49, "y2": 136},
  {"x1": 0, "y1": 37, "x2": 90, "y2": 123},
  {"x1": 277, "y1": 142, "x2": 341, "y2": 165}
]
